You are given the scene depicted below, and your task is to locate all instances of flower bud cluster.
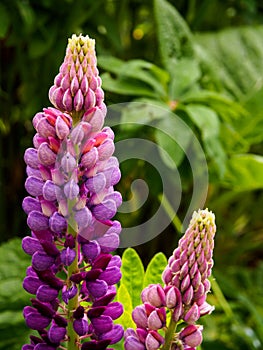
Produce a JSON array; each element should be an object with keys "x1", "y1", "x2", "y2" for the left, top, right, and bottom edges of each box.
[
  {"x1": 162, "y1": 209, "x2": 216, "y2": 323},
  {"x1": 49, "y1": 34, "x2": 103, "y2": 115},
  {"x1": 125, "y1": 209, "x2": 216, "y2": 350},
  {"x1": 22, "y1": 34, "x2": 123, "y2": 350}
]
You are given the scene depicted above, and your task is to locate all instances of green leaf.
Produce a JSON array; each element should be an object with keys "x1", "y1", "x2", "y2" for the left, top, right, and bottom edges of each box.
[
  {"x1": 169, "y1": 58, "x2": 201, "y2": 98},
  {"x1": 0, "y1": 4, "x2": 10, "y2": 38},
  {"x1": 154, "y1": 0, "x2": 194, "y2": 74},
  {"x1": 101, "y1": 73, "x2": 158, "y2": 98},
  {"x1": 224, "y1": 154, "x2": 263, "y2": 191},
  {"x1": 117, "y1": 285, "x2": 135, "y2": 329},
  {"x1": 143, "y1": 252, "x2": 167, "y2": 287},
  {"x1": 155, "y1": 114, "x2": 192, "y2": 168},
  {"x1": 100, "y1": 58, "x2": 169, "y2": 98},
  {"x1": 120, "y1": 100, "x2": 171, "y2": 127},
  {"x1": 185, "y1": 104, "x2": 226, "y2": 178},
  {"x1": 120, "y1": 248, "x2": 144, "y2": 307},
  {"x1": 196, "y1": 26, "x2": 263, "y2": 99}
]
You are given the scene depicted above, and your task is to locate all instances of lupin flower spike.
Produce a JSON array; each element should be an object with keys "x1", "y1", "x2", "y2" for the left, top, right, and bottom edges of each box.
[
  {"x1": 22, "y1": 34, "x2": 123, "y2": 350},
  {"x1": 125, "y1": 208, "x2": 216, "y2": 350}
]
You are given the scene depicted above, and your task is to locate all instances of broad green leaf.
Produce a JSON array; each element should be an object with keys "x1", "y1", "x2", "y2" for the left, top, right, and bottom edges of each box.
[
  {"x1": 196, "y1": 26, "x2": 263, "y2": 99},
  {"x1": 118, "y1": 60, "x2": 168, "y2": 97},
  {"x1": 101, "y1": 73, "x2": 158, "y2": 98},
  {"x1": 155, "y1": 115, "x2": 192, "y2": 168},
  {"x1": 143, "y1": 252, "x2": 167, "y2": 287},
  {"x1": 117, "y1": 284, "x2": 135, "y2": 329},
  {"x1": 98, "y1": 55, "x2": 127, "y2": 75},
  {"x1": 154, "y1": 0, "x2": 194, "y2": 74},
  {"x1": 224, "y1": 154, "x2": 263, "y2": 191},
  {"x1": 185, "y1": 104, "x2": 220, "y2": 139},
  {"x1": 169, "y1": 58, "x2": 201, "y2": 98},
  {"x1": 185, "y1": 105, "x2": 226, "y2": 178},
  {"x1": 120, "y1": 248, "x2": 144, "y2": 307},
  {"x1": 120, "y1": 100, "x2": 170, "y2": 127}
]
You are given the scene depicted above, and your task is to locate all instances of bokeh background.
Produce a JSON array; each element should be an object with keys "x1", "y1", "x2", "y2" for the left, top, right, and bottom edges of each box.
[{"x1": 0, "y1": 0, "x2": 263, "y2": 349}]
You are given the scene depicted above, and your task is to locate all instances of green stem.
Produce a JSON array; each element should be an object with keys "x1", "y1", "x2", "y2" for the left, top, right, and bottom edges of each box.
[
  {"x1": 210, "y1": 275, "x2": 234, "y2": 319},
  {"x1": 162, "y1": 314, "x2": 177, "y2": 350},
  {"x1": 67, "y1": 224, "x2": 80, "y2": 350},
  {"x1": 158, "y1": 193, "x2": 182, "y2": 233}
]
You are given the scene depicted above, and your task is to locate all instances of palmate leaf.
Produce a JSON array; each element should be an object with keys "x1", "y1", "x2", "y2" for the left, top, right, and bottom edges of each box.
[
  {"x1": 143, "y1": 252, "x2": 167, "y2": 288},
  {"x1": 120, "y1": 248, "x2": 144, "y2": 308}
]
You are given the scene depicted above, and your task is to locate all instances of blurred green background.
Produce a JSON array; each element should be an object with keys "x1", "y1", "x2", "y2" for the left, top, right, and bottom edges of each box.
[{"x1": 1, "y1": 0, "x2": 263, "y2": 349}]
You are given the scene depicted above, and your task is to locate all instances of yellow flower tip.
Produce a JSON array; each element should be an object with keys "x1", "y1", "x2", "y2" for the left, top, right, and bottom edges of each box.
[
  {"x1": 190, "y1": 208, "x2": 216, "y2": 233},
  {"x1": 68, "y1": 34, "x2": 95, "y2": 55}
]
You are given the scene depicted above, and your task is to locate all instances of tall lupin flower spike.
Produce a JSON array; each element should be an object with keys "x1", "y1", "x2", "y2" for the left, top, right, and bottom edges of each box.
[
  {"x1": 22, "y1": 34, "x2": 123, "y2": 350},
  {"x1": 124, "y1": 209, "x2": 216, "y2": 350}
]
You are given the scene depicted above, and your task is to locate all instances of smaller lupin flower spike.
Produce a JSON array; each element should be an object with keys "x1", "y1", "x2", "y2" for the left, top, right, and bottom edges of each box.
[
  {"x1": 49, "y1": 34, "x2": 104, "y2": 119},
  {"x1": 125, "y1": 209, "x2": 216, "y2": 350},
  {"x1": 162, "y1": 208, "x2": 216, "y2": 321}
]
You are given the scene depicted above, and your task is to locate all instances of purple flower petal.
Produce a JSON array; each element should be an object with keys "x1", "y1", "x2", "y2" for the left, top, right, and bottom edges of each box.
[
  {"x1": 23, "y1": 276, "x2": 43, "y2": 294},
  {"x1": 60, "y1": 247, "x2": 76, "y2": 266},
  {"x1": 99, "y1": 266, "x2": 122, "y2": 285},
  {"x1": 48, "y1": 324, "x2": 67, "y2": 343},
  {"x1": 99, "y1": 324, "x2": 124, "y2": 345},
  {"x1": 22, "y1": 236, "x2": 43, "y2": 255},
  {"x1": 36, "y1": 285, "x2": 59, "y2": 302},
  {"x1": 49, "y1": 212, "x2": 67, "y2": 233},
  {"x1": 82, "y1": 240, "x2": 101, "y2": 261},
  {"x1": 86, "y1": 173, "x2": 106, "y2": 194},
  {"x1": 97, "y1": 233, "x2": 120, "y2": 253},
  {"x1": 103, "y1": 302, "x2": 123, "y2": 320},
  {"x1": 74, "y1": 207, "x2": 92, "y2": 229},
  {"x1": 25, "y1": 176, "x2": 44, "y2": 197},
  {"x1": 32, "y1": 251, "x2": 55, "y2": 271},
  {"x1": 64, "y1": 179, "x2": 79, "y2": 200},
  {"x1": 86, "y1": 279, "x2": 108, "y2": 298},
  {"x1": 91, "y1": 315, "x2": 113, "y2": 335},
  {"x1": 25, "y1": 311, "x2": 51, "y2": 330},
  {"x1": 27, "y1": 211, "x2": 49, "y2": 231},
  {"x1": 24, "y1": 148, "x2": 39, "y2": 168},
  {"x1": 73, "y1": 318, "x2": 88, "y2": 336}
]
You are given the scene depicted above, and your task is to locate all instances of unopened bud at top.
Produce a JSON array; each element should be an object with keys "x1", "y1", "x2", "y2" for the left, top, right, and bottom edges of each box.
[{"x1": 49, "y1": 34, "x2": 104, "y2": 118}]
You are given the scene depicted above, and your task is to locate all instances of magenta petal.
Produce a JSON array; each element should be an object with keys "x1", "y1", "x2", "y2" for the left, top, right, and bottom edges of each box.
[{"x1": 22, "y1": 197, "x2": 42, "y2": 214}]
